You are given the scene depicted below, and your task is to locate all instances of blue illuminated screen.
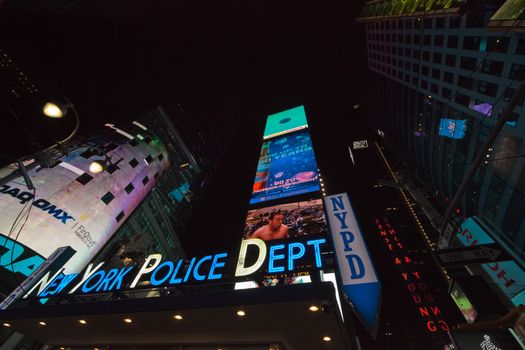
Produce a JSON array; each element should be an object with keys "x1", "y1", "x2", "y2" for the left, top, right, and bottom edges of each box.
[
  {"x1": 251, "y1": 130, "x2": 320, "y2": 204},
  {"x1": 439, "y1": 119, "x2": 467, "y2": 139}
]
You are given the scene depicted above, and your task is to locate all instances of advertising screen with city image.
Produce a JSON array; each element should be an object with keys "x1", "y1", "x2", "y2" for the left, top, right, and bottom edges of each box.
[
  {"x1": 242, "y1": 199, "x2": 327, "y2": 241},
  {"x1": 250, "y1": 129, "x2": 320, "y2": 204}
]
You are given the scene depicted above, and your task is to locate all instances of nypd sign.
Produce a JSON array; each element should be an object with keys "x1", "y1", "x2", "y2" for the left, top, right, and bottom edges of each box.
[{"x1": 324, "y1": 193, "x2": 381, "y2": 338}]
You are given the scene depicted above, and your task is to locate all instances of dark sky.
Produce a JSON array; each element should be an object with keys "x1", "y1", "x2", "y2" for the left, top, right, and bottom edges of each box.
[{"x1": 0, "y1": 1, "x2": 372, "y2": 256}]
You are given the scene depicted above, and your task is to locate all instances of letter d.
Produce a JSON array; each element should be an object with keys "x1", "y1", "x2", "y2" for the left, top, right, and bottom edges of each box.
[
  {"x1": 235, "y1": 239, "x2": 267, "y2": 277},
  {"x1": 346, "y1": 254, "x2": 365, "y2": 279}
]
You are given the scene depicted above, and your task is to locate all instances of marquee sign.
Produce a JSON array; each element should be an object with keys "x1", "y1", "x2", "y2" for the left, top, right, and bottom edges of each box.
[{"x1": 14, "y1": 236, "x2": 328, "y2": 303}]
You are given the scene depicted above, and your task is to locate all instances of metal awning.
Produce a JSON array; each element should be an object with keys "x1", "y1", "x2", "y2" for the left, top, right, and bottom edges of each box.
[{"x1": 0, "y1": 282, "x2": 352, "y2": 350}]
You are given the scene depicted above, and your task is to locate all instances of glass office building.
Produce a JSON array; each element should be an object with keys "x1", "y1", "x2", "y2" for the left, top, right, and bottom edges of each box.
[{"x1": 358, "y1": 0, "x2": 525, "y2": 303}]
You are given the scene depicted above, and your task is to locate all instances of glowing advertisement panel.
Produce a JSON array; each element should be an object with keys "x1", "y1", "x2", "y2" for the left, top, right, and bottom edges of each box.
[
  {"x1": 243, "y1": 199, "x2": 327, "y2": 241},
  {"x1": 438, "y1": 118, "x2": 467, "y2": 139},
  {"x1": 0, "y1": 124, "x2": 169, "y2": 291},
  {"x1": 263, "y1": 105, "x2": 308, "y2": 140},
  {"x1": 250, "y1": 130, "x2": 320, "y2": 205},
  {"x1": 324, "y1": 193, "x2": 381, "y2": 338},
  {"x1": 457, "y1": 217, "x2": 525, "y2": 306}
]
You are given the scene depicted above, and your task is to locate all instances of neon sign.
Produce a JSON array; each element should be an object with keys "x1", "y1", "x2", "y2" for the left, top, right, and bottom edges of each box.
[
  {"x1": 375, "y1": 217, "x2": 451, "y2": 335},
  {"x1": 24, "y1": 237, "x2": 327, "y2": 301}
]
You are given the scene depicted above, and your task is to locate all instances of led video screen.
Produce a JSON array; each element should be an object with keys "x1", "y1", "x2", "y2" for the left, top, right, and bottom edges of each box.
[
  {"x1": 250, "y1": 130, "x2": 320, "y2": 204},
  {"x1": 242, "y1": 199, "x2": 327, "y2": 241},
  {"x1": 0, "y1": 125, "x2": 169, "y2": 290},
  {"x1": 263, "y1": 105, "x2": 308, "y2": 140},
  {"x1": 438, "y1": 118, "x2": 467, "y2": 139}
]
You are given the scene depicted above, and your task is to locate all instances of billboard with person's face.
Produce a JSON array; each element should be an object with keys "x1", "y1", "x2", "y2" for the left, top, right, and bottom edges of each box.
[
  {"x1": 243, "y1": 199, "x2": 327, "y2": 241},
  {"x1": 250, "y1": 130, "x2": 320, "y2": 205}
]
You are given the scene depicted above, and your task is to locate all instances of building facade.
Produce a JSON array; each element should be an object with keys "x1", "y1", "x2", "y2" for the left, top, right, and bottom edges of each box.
[{"x1": 358, "y1": 1, "x2": 525, "y2": 270}]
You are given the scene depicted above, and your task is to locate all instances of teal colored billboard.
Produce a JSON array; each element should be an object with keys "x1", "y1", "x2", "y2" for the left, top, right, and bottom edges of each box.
[{"x1": 263, "y1": 106, "x2": 308, "y2": 140}]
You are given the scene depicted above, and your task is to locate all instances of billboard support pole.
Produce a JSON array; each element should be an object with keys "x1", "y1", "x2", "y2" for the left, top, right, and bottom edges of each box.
[{"x1": 438, "y1": 77, "x2": 525, "y2": 247}]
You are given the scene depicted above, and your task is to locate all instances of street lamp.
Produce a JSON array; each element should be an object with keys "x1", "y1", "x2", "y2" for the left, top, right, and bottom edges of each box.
[
  {"x1": 42, "y1": 98, "x2": 80, "y2": 148},
  {"x1": 0, "y1": 97, "x2": 81, "y2": 188}
]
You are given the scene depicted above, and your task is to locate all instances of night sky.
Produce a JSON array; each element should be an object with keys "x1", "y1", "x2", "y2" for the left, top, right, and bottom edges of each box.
[{"x1": 1, "y1": 0, "x2": 373, "y2": 255}]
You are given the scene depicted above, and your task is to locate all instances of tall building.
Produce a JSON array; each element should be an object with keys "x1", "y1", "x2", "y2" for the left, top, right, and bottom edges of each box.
[
  {"x1": 358, "y1": 0, "x2": 525, "y2": 310},
  {"x1": 92, "y1": 102, "x2": 238, "y2": 269}
]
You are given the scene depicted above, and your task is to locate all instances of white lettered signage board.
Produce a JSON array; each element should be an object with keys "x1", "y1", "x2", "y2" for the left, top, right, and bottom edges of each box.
[{"x1": 324, "y1": 192, "x2": 381, "y2": 338}]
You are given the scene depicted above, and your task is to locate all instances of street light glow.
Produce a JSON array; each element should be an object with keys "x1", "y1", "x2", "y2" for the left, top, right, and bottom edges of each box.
[
  {"x1": 89, "y1": 161, "x2": 105, "y2": 174},
  {"x1": 43, "y1": 102, "x2": 64, "y2": 118}
]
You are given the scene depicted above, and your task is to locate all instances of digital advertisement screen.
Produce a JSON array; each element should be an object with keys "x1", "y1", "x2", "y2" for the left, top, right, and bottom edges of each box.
[
  {"x1": 250, "y1": 130, "x2": 320, "y2": 204},
  {"x1": 438, "y1": 118, "x2": 467, "y2": 139},
  {"x1": 243, "y1": 199, "x2": 327, "y2": 241},
  {"x1": 0, "y1": 124, "x2": 169, "y2": 291},
  {"x1": 450, "y1": 281, "x2": 478, "y2": 324},
  {"x1": 263, "y1": 105, "x2": 308, "y2": 140}
]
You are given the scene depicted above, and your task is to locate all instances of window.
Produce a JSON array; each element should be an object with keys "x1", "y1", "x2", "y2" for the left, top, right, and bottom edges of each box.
[
  {"x1": 129, "y1": 139, "x2": 139, "y2": 147},
  {"x1": 129, "y1": 158, "x2": 139, "y2": 168},
  {"x1": 405, "y1": 48, "x2": 412, "y2": 57},
  {"x1": 414, "y1": 35, "x2": 420, "y2": 45},
  {"x1": 412, "y1": 64, "x2": 419, "y2": 73},
  {"x1": 405, "y1": 34, "x2": 412, "y2": 44},
  {"x1": 481, "y1": 59, "x2": 503, "y2": 76},
  {"x1": 157, "y1": 153, "x2": 165, "y2": 161},
  {"x1": 143, "y1": 136, "x2": 152, "y2": 143},
  {"x1": 449, "y1": 17, "x2": 461, "y2": 28},
  {"x1": 447, "y1": 36, "x2": 458, "y2": 48},
  {"x1": 80, "y1": 149, "x2": 96, "y2": 159},
  {"x1": 431, "y1": 84, "x2": 439, "y2": 93},
  {"x1": 421, "y1": 80, "x2": 428, "y2": 89},
  {"x1": 422, "y1": 66, "x2": 429, "y2": 76},
  {"x1": 442, "y1": 87, "x2": 452, "y2": 98},
  {"x1": 432, "y1": 68, "x2": 441, "y2": 80},
  {"x1": 398, "y1": 20, "x2": 404, "y2": 30},
  {"x1": 116, "y1": 211, "x2": 125, "y2": 223},
  {"x1": 423, "y1": 51, "x2": 430, "y2": 61},
  {"x1": 463, "y1": 36, "x2": 480, "y2": 50},
  {"x1": 406, "y1": 19, "x2": 413, "y2": 29},
  {"x1": 75, "y1": 173, "x2": 93, "y2": 185},
  {"x1": 424, "y1": 18, "x2": 433, "y2": 29},
  {"x1": 106, "y1": 163, "x2": 119, "y2": 174},
  {"x1": 398, "y1": 34, "x2": 404, "y2": 43},
  {"x1": 433, "y1": 52, "x2": 442, "y2": 64},
  {"x1": 413, "y1": 49, "x2": 420, "y2": 59},
  {"x1": 516, "y1": 38, "x2": 525, "y2": 55},
  {"x1": 405, "y1": 61, "x2": 411, "y2": 70},
  {"x1": 105, "y1": 143, "x2": 118, "y2": 152},
  {"x1": 436, "y1": 18, "x2": 445, "y2": 28},
  {"x1": 404, "y1": 73, "x2": 411, "y2": 82},
  {"x1": 101, "y1": 191, "x2": 114, "y2": 205},
  {"x1": 460, "y1": 56, "x2": 477, "y2": 70},
  {"x1": 455, "y1": 92, "x2": 470, "y2": 107},
  {"x1": 398, "y1": 59, "x2": 403, "y2": 68},
  {"x1": 398, "y1": 70, "x2": 404, "y2": 79},
  {"x1": 424, "y1": 35, "x2": 431, "y2": 46},
  {"x1": 458, "y1": 75, "x2": 473, "y2": 89},
  {"x1": 125, "y1": 183, "x2": 135, "y2": 194},
  {"x1": 478, "y1": 81, "x2": 498, "y2": 97},
  {"x1": 145, "y1": 155, "x2": 154, "y2": 164},
  {"x1": 445, "y1": 54, "x2": 456, "y2": 67},
  {"x1": 435, "y1": 35, "x2": 444, "y2": 47},
  {"x1": 487, "y1": 37, "x2": 509, "y2": 53},
  {"x1": 509, "y1": 63, "x2": 525, "y2": 81},
  {"x1": 444, "y1": 71, "x2": 454, "y2": 83},
  {"x1": 142, "y1": 176, "x2": 150, "y2": 185}
]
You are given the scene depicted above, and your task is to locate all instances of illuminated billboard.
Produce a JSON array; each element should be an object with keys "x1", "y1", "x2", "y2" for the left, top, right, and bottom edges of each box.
[
  {"x1": 0, "y1": 122, "x2": 169, "y2": 290},
  {"x1": 243, "y1": 199, "x2": 327, "y2": 241},
  {"x1": 263, "y1": 105, "x2": 308, "y2": 140},
  {"x1": 251, "y1": 130, "x2": 320, "y2": 204},
  {"x1": 438, "y1": 118, "x2": 467, "y2": 139}
]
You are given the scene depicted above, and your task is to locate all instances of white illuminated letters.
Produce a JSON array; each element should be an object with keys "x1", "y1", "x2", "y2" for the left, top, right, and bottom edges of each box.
[
  {"x1": 130, "y1": 254, "x2": 162, "y2": 288},
  {"x1": 235, "y1": 239, "x2": 267, "y2": 277},
  {"x1": 69, "y1": 262, "x2": 105, "y2": 294}
]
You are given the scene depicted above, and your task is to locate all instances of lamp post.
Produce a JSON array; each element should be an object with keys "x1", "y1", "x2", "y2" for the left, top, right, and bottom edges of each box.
[{"x1": 0, "y1": 98, "x2": 80, "y2": 188}]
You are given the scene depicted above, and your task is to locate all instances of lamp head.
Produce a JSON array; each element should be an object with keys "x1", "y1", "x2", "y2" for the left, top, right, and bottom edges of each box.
[{"x1": 42, "y1": 99, "x2": 73, "y2": 119}]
